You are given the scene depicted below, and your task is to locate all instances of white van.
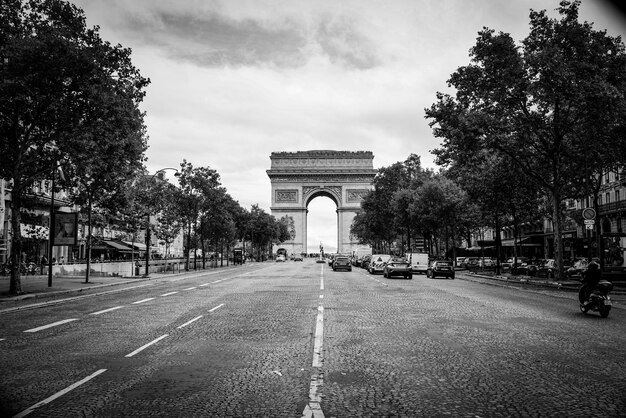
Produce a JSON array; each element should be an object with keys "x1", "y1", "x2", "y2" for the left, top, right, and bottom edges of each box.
[{"x1": 408, "y1": 253, "x2": 429, "y2": 274}]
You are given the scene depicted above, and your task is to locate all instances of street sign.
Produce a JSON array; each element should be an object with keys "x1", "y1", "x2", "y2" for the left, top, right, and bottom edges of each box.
[
  {"x1": 582, "y1": 208, "x2": 596, "y2": 220},
  {"x1": 585, "y1": 224, "x2": 594, "y2": 230},
  {"x1": 584, "y1": 219, "x2": 595, "y2": 225}
]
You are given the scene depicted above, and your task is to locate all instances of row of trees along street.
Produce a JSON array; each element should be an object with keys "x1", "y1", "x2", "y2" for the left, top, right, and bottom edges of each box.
[
  {"x1": 0, "y1": 0, "x2": 290, "y2": 296},
  {"x1": 351, "y1": 1, "x2": 626, "y2": 280}
]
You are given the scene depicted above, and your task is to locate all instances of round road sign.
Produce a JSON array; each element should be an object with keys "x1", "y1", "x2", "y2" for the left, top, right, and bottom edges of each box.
[{"x1": 582, "y1": 208, "x2": 596, "y2": 220}]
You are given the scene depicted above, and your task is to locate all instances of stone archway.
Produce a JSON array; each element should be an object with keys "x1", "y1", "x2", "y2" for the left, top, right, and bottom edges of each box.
[{"x1": 267, "y1": 151, "x2": 376, "y2": 255}]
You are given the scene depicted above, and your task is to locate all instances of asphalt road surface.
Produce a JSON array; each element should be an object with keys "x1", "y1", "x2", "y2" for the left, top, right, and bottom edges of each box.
[{"x1": 1, "y1": 260, "x2": 624, "y2": 417}]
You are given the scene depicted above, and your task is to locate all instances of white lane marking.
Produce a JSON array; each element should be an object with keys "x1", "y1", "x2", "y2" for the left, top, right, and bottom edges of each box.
[
  {"x1": 160, "y1": 291, "x2": 179, "y2": 297},
  {"x1": 177, "y1": 315, "x2": 203, "y2": 329},
  {"x1": 0, "y1": 338, "x2": 5, "y2": 342},
  {"x1": 132, "y1": 298, "x2": 155, "y2": 304},
  {"x1": 320, "y1": 266, "x2": 324, "y2": 290},
  {"x1": 13, "y1": 368, "x2": 107, "y2": 418},
  {"x1": 183, "y1": 287, "x2": 197, "y2": 291},
  {"x1": 199, "y1": 283, "x2": 211, "y2": 287},
  {"x1": 303, "y1": 374, "x2": 325, "y2": 418},
  {"x1": 312, "y1": 304, "x2": 324, "y2": 368},
  {"x1": 125, "y1": 334, "x2": 169, "y2": 358},
  {"x1": 303, "y1": 269, "x2": 326, "y2": 418},
  {"x1": 24, "y1": 319, "x2": 79, "y2": 333},
  {"x1": 90, "y1": 306, "x2": 124, "y2": 316},
  {"x1": 209, "y1": 303, "x2": 224, "y2": 312}
]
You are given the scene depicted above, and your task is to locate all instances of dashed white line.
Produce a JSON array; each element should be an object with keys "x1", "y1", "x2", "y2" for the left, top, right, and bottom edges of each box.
[
  {"x1": 90, "y1": 306, "x2": 124, "y2": 316},
  {"x1": 24, "y1": 319, "x2": 79, "y2": 333},
  {"x1": 13, "y1": 368, "x2": 107, "y2": 418},
  {"x1": 183, "y1": 287, "x2": 197, "y2": 291},
  {"x1": 209, "y1": 303, "x2": 224, "y2": 312},
  {"x1": 132, "y1": 298, "x2": 155, "y2": 304},
  {"x1": 125, "y1": 334, "x2": 169, "y2": 358},
  {"x1": 312, "y1": 304, "x2": 324, "y2": 368},
  {"x1": 199, "y1": 283, "x2": 211, "y2": 287},
  {"x1": 160, "y1": 291, "x2": 179, "y2": 297},
  {"x1": 0, "y1": 338, "x2": 5, "y2": 342},
  {"x1": 177, "y1": 315, "x2": 203, "y2": 329}
]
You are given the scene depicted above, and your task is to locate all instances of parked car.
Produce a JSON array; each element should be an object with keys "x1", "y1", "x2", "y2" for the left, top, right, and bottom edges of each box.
[
  {"x1": 360, "y1": 255, "x2": 372, "y2": 270},
  {"x1": 516, "y1": 260, "x2": 540, "y2": 276},
  {"x1": 293, "y1": 255, "x2": 303, "y2": 261},
  {"x1": 455, "y1": 257, "x2": 465, "y2": 267},
  {"x1": 479, "y1": 258, "x2": 496, "y2": 269},
  {"x1": 332, "y1": 256, "x2": 352, "y2": 271},
  {"x1": 427, "y1": 260, "x2": 455, "y2": 279},
  {"x1": 567, "y1": 259, "x2": 589, "y2": 278},
  {"x1": 383, "y1": 259, "x2": 412, "y2": 279},
  {"x1": 368, "y1": 254, "x2": 391, "y2": 274},
  {"x1": 276, "y1": 255, "x2": 286, "y2": 262},
  {"x1": 463, "y1": 257, "x2": 479, "y2": 271},
  {"x1": 502, "y1": 257, "x2": 529, "y2": 272}
]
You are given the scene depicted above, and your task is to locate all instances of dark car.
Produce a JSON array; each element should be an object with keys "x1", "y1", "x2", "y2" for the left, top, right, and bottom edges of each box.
[
  {"x1": 360, "y1": 255, "x2": 372, "y2": 270},
  {"x1": 293, "y1": 255, "x2": 303, "y2": 261},
  {"x1": 427, "y1": 260, "x2": 455, "y2": 279},
  {"x1": 383, "y1": 259, "x2": 412, "y2": 279},
  {"x1": 332, "y1": 256, "x2": 352, "y2": 271},
  {"x1": 463, "y1": 257, "x2": 479, "y2": 271}
]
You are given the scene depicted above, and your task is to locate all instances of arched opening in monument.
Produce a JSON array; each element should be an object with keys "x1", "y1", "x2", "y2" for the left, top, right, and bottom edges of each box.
[{"x1": 307, "y1": 194, "x2": 339, "y2": 254}]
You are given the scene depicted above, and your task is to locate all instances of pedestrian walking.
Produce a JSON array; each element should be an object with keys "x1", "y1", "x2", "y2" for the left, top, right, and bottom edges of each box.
[{"x1": 40, "y1": 255, "x2": 48, "y2": 274}]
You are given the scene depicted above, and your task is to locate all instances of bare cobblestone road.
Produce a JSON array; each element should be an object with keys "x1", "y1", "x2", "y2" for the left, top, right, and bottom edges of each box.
[{"x1": 0, "y1": 260, "x2": 624, "y2": 417}]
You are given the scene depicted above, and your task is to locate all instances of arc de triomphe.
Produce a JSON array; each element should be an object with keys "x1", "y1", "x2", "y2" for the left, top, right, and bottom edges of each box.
[{"x1": 267, "y1": 150, "x2": 376, "y2": 255}]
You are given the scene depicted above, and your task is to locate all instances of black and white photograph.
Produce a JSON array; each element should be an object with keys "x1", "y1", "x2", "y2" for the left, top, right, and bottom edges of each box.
[{"x1": 1, "y1": 0, "x2": 626, "y2": 416}]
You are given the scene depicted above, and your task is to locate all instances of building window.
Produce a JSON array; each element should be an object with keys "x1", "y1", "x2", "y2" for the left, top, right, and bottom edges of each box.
[
  {"x1": 606, "y1": 192, "x2": 611, "y2": 204},
  {"x1": 605, "y1": 172, "x2": 610, "y2": 183},
  {"x1": 599, "y1": 195, "x2": 603, "y2": 205},
  {"x1": 616, "y1": 190, "x2": 621, "y2": 202}
]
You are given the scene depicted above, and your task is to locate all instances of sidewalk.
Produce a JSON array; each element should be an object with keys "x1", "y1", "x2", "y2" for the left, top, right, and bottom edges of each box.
[
  {"x1": 0, "y1": 263, "x2": 246, "y2": 304},
  {"x1": 462, "y1": 270, "x2": 626, "y2": 294}
]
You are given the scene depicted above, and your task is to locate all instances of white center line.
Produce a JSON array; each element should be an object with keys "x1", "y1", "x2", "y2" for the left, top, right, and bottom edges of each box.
[
  {"x1": 125, "y1": 334, "x2": 169, "y2": 358},
  {"x1": 24, "y1": 319, "x2": 79, "y2": 333},
  {"x1": 132, "y1": 298, "x2": 155, "y2": 304},
  {"x1": 182, "y1": 287, "x2": 197, "y2": 291},
  {"x1": 90, "y1": 306, "x2": 124, "y2": 316},
  {"x1": 177, "y1": 315, "x2": 203, "y2": 329},
  {"x1": 209, "y1": 303, "x2": 224, "y2": 312},
  {"x1": 312, "y1": 304, "x2": 324, "y2": 368},
  {"x1": 199, "y1": 283, "x2": 211, "y2": 287},
  {"x1": 160, "y1": 291, "x2": 179, "y2": 297},
  {"x1": 13, "y1": 368, "x2": 107, "y2": 418}
]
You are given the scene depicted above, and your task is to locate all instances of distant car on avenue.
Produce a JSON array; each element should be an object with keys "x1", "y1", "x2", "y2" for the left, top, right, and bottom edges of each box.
[
  {"x1": 427, "y1": 260, "x2": 455, "y2": 279},
  {"x1": 276, "y1": 255, "x2": 286, "y2": 262},
  {"x1": 332, "y1": 256, "x2": 352, "y2": 271},
  {"x1": 293, "y1": 255, "x2": 303, "y2": 261},
  {"x1": 383, "y1": 259, "x2": 412, "y2": 279},
  {"x1": 368, "y1": 254, "x2": 392, "y2": 274}
]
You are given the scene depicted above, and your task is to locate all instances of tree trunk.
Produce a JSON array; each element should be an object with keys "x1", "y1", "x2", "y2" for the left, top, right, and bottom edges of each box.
[
  {"x1": 85, "y1": 195, "x2": 92, "y2": 283},
  {"x1": 551, "y1": 187, "x2": 564, "y2": 280},
  {"x1": 9, "y1": 198, "x2": 23, "y2": 295}
]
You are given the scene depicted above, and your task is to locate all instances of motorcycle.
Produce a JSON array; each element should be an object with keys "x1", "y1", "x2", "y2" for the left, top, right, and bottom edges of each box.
[{"x1": 579, "y1": 279, "x2": 613, "y2": 318}]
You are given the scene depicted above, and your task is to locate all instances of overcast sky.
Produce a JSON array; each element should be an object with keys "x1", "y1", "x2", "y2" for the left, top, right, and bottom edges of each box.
[{"x1": 73, "y1": 0, "x2": 625, "y2": 252}]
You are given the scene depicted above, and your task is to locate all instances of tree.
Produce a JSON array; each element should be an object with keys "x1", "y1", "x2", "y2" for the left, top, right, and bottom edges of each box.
[
  {"x1": 175, "y1": 160, "x2": 221, "y2": 270},
  {"x1": 426, "y1": 0, "x2": 626, "y2": 278},
  {"x1": 0, "y1": 0, "x2": 149, "y2": 294}
]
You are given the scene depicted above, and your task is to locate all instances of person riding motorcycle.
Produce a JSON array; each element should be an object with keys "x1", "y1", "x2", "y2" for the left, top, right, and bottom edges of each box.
[{"x1": 579, "y1": 261, "x2": 602, "y2": 305}]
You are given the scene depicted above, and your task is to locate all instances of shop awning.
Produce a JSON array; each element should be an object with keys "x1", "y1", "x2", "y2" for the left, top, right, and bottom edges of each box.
[
  {"x1": 502, "y1": 236, "x2": 543, "y2": 247},
  {"x1": 104, "y1": 240, "x2": 135, "y2": 251},
  {"x1": 123, "y1": 241, "x2": 146, "y2": 251}
]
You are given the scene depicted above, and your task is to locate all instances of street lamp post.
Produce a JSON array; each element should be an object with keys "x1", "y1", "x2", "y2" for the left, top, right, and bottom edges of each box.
[{"x1": 143, "y1": 168, "x2": 177, "y2": 278}]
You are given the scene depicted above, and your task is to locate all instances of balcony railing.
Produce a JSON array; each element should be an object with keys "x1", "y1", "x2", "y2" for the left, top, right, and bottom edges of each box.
[{"x1": 598, "y1": 200, "x2": 626, "y2": 215}]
